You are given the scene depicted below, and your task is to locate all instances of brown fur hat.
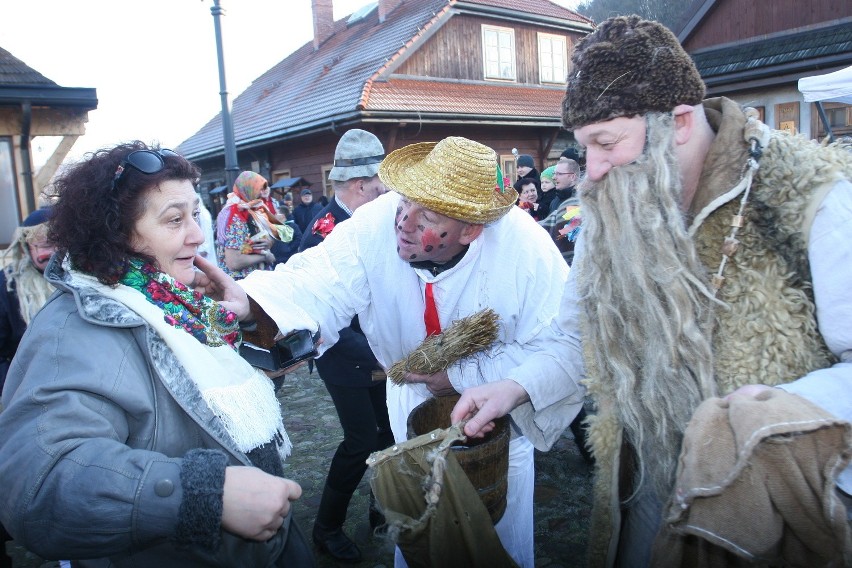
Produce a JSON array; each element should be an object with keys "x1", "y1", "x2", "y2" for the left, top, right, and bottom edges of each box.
[{"x1": 562, "y1": 15, "x2": 705, "y2": 130}]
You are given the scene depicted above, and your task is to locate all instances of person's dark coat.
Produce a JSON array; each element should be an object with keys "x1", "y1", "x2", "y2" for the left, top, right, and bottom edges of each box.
[
  {"x1": 271, "y1": 221, "x2": 303, "y2": 266},
  {"x1": 0, "y1": 272, "x2": 26, "y2": 390},
  {"x1": 552, "y1": 185, "x2": 577, "y2": 207},
  {"x1": 292, "y1": 202, "x2": 323, "y2": 233},
  {"x1": 300, "y1": 199, "x2": 381, "y2": 387},
  {"x1": 538, "y1": 190, "x2": 558, "y2": 218}
]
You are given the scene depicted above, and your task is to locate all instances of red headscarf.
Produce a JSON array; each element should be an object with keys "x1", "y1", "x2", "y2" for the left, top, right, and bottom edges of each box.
[{"x1": 217, "y1": 172, "x2": 285, "y2": 241}]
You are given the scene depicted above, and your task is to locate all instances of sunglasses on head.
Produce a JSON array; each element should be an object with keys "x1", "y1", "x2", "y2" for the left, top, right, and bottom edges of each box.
[{"x1": 112, "y1": 148, "x2": 180, "y2": 190}]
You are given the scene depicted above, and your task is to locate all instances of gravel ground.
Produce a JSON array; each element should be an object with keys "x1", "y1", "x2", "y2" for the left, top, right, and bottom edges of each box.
[{"x1": 5, "y1": 366, "x2": 593, "y2": 567}]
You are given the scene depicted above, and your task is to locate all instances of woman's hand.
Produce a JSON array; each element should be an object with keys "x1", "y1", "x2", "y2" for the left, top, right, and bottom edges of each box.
[
  {"x1": 192, "y1": 254, "x2": 251, "y2": 320},
  {"x1": 221, "y1": 466, "x2": 302, "y2": 541},
  {"x1": 249, "y1": 233, "x2": 273, "y2": 253}
]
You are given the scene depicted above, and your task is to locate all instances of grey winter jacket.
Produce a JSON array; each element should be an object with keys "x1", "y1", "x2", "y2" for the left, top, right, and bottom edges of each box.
[{"x1": 0, "y1": 259, "x2": 298, "y2": 567}]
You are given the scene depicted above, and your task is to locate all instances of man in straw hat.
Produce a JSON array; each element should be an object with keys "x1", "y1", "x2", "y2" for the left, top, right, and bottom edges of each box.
[
  {"x1": 239, "y1": 136, "x2": 586, "y2": 566},
  {"x1": 452, "y1": 14, "x2": 852, "y2": 567},
  {"x1": 299, "y1": 129, "x2": 393, "y2": 563}
]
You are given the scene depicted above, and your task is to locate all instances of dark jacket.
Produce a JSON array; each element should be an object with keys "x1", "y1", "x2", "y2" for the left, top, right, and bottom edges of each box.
[
  {"x1": 271, "y1": 220, "x2": 303, "y2": 266},
  {"x1": 292, "y1": 202, "x2": 323, "y2": 233},
  {"x1": 552, "y1": 185, "x2": 576, "y2": 206},
  {"x1": 0, "y1": 271, "x2": 26, "y2": 391},
  {"x1": 300, "y1": 199, "x2": 381, "y2": 387},
  {"x1": 538, "y1": 190, "x2": 558, "y2": 218}
]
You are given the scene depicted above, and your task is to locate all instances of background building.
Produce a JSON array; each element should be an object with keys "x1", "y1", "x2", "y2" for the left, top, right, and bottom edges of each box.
[{"x1": 177, "y1": 0, "x2": 593, "y2": 214}]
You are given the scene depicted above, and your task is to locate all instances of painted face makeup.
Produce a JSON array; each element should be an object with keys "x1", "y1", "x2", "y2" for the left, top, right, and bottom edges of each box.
[{"x1": 394, "y1": 198, "x2": 470, "y2": 264}]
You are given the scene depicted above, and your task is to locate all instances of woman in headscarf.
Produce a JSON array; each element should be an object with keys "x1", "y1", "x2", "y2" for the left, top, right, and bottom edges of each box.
[
  {"x1": 0, "y1": 142, "x2": 313, "y2": 566},
  {"x1": 216, "y1": 171, "x2": 293, "y2": 279}
]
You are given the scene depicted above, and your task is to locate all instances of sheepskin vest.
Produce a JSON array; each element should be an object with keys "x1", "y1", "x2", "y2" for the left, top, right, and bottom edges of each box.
[
  {"x1": 584, "y1": 98, "x2": 852, "y2": 567},
  {"x1": 692, "y1": 131, "x2": 841, "y2": 394}
]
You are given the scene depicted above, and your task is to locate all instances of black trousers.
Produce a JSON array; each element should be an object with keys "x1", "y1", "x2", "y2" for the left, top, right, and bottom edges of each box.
[{"x1": 323, "y1": 380, "x2": 394, "y2": 494}]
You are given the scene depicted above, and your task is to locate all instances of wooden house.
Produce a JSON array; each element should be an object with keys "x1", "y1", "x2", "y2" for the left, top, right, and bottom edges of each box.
[
  {"x1": 0, "y1": 47, "x2": 97, "y2": 246},
  {"x1": 176, "y1": 0, "x2": 593, "y2": 207},
  {"x1": 676, "y1": 0, "x2": 852, "y2": 141}
]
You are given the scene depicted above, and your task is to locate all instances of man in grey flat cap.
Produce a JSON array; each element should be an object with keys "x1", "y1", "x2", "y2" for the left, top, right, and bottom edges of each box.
[{"x1": 300, "y1": 129, "x2": 391, "y2": 563}]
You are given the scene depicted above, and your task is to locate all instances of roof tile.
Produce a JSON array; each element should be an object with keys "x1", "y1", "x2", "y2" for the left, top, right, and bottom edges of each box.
[
  {"x1": 366, "y1": 78, "x2": 564, "y2": 118},
  {"x1": 0, "y1": 47, "x2": 57, "y2": 86}
]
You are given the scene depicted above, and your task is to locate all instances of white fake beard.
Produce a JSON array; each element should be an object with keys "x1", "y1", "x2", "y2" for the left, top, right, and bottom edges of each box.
[{"x1": 575, "y1": 113, "x2": 718, "y2": 499}]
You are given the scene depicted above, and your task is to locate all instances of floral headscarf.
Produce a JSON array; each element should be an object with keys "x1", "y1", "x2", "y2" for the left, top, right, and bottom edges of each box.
[{"x1": 216, "y1": 171, "x2": 292, "y2": 244}]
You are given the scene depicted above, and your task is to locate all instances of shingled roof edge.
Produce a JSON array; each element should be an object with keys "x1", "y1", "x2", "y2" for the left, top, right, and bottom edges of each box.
[{"x1": 359, "y1": 1, "x2": 454, "y2": 110}]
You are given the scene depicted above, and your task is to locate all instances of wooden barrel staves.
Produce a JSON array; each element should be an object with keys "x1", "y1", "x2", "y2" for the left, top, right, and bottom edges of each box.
[{"x1": 406, "y1": 394, "x2": 510, "y2": 524}]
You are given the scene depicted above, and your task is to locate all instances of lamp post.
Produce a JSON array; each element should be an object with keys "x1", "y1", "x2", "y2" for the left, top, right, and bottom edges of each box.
[{"x1": 210, "y1": 0, "x2": 239, "y2": 189}]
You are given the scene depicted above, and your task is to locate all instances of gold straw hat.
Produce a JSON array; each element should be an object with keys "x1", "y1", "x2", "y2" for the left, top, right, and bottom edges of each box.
[{"x1": 379, "y1": 137, "x2": 517, "y2": 224}]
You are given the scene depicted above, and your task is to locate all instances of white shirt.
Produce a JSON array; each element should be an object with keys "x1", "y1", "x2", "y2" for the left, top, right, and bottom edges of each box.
[{"x1": 240, "y1": 191, "x2": 586, "y2": 449}]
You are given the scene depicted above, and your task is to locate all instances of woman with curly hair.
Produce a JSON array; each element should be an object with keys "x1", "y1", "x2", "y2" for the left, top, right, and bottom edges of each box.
[{"x1": 0, "y1": 141, "x2": 313, "y2": 567}]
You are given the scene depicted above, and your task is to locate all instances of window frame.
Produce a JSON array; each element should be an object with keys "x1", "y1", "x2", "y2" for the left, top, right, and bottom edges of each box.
[
  {"x1": 482, "y1": 24, "x2": 517, "y2": 82},
  {"x1": 321, "y1": 164, "x2": 334, "y2": 198},
  {"x1": 499, "y1": 155, "x2": 517, "y2": 183},
  {"x1": 537, "y1": 32, "x2": 568, "y2": 85}
]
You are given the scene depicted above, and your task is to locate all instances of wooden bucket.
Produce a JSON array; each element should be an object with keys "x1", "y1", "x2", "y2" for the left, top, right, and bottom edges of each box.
[{"x1": 406, "y1": 394, "x2": 510, "y2": 524}]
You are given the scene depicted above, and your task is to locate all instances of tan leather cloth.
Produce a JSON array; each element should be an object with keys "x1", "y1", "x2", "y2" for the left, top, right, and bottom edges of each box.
[
  {"x1": 652, "y1": 389, "x2": 852, "y2": 567},
  {"x1": 367, "y1": 425, "x2": 518, "y2": 568}
]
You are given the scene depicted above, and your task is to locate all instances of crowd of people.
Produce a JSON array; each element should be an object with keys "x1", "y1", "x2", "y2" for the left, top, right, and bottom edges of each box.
[{"x1": 0, "y1": 13, "x2": 849, "y2": 568}]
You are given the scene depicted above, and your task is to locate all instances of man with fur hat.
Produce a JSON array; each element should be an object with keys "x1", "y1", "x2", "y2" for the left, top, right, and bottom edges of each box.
[
  {"x1": 1, "y1": 207, "x2": 56, "y2": 391},
  {"x1": 299, "y1": 129, "x2": 393, "y2": 563},
  {"x1": 452, "y1": 15, "x2": 852, "y2": 567},
  {"x1": 238, "y1": 136, "x2": 585, "y2": 567}
]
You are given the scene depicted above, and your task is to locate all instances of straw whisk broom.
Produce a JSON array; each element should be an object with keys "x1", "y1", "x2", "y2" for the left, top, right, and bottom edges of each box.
[{"x1": 387, "y1": 308, "x2": 500, "y2": 385}]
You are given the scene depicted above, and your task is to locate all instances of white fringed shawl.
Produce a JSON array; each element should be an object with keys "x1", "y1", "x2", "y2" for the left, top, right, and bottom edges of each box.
[{"x1": 69, "y1": 269, "x2": 292, "y2": 459}]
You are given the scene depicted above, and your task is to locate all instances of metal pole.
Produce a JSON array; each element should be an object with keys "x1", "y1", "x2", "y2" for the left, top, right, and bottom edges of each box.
[
  {"x1": 815, "y1": 101, "x2": 836, "y2": 143},
  {"x1": 211, "y1": 0, "x2": 239, "y2": 189}
]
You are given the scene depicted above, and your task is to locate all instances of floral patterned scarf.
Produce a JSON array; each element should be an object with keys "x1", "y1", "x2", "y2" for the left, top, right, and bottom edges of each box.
[{"x1": 120, "y1": 259, "x2": 240, "y2": 349}]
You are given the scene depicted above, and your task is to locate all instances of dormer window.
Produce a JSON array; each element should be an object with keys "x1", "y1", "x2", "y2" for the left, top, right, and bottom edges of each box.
[
  {"x1": 482, "y1": 25, "x2": 516, "y2": 81},
  {"x1": 538, "y1": 32, "x2": 567, "y2": 84}
]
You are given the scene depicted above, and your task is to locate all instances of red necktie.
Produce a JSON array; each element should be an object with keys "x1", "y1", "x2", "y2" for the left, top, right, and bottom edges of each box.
[{"x1": 424, "y1": 282, "x2": 441, "y2": 336}]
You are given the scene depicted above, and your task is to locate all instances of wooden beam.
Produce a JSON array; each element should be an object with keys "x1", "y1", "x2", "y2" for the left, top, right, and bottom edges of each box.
[
  {"x1": 34, "y1": 135, "x2": 79, "y2": 195},
  {"x1": 385, "y1": 125, "x2": 400, "y2": 153},
  {"x1": 541, "y1": 129, "x2": 559, "y2": 166}
]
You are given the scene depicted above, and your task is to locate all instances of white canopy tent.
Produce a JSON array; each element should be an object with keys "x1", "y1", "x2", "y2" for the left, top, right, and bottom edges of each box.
[{"x1": 798, "y1": 65, "x2": 852, "y2": 142}]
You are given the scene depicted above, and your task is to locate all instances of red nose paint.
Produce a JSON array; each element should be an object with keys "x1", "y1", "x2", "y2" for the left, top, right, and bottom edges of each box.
[{"x1": 420, "y1": 228, "x2": 440, "y2": 251}]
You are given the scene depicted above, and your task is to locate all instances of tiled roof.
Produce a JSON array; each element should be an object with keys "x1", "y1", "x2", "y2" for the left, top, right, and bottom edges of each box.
[
  {"x1": 0, "y1": 47, "x2": 57, "y2": 86},
  {"x1": 365, "y1": 77, "x2": 564, "y2": 119},
  {"x1": 0, "y1": 47, "x2": 97, "y2": 109},
  {"x1": 692, "y1": 22, "x2": 852, "y2": 81},
  {"x1": 179, "y1": 0, "x2": 448, "y2": 158},
  {"x1": 178, "y1": 0, "x2": 589, "y2": 159}
]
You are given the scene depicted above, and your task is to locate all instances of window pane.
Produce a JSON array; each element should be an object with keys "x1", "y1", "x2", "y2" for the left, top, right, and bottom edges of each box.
[
  {"x1": 483, "y1": 26, "x2": 515, "y2": 80},
  {"x1": 539, "y1": 34, "x2": 566, "y2": 84}
]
